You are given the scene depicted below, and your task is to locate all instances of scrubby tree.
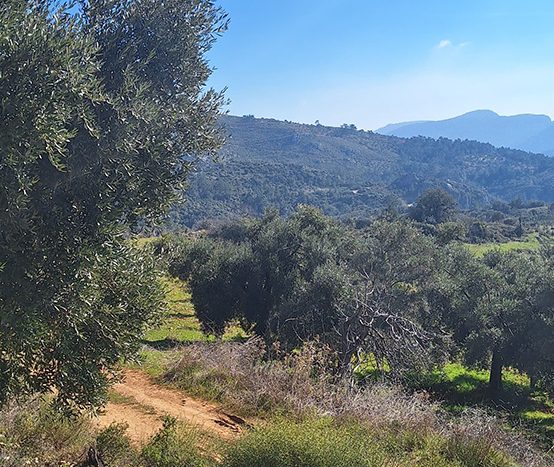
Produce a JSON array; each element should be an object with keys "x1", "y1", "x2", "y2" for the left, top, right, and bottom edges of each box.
[
  {"x1": 0, "y1": 0, "x2": 226, "y2": 408},
  {"x1": 335, "y1": 220, "x2": 447, "y2": 374},
  {"x1": 434, "y1": 247, "x2": 554, "y2": 399},
  {"x1": 409, "y1": 188, "x2": 457, "y2": 224}
]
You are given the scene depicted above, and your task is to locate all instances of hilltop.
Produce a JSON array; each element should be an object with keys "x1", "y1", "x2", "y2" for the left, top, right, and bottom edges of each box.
[{"x1": 174, "y1": 115, "x2": 554, "y2": 226}]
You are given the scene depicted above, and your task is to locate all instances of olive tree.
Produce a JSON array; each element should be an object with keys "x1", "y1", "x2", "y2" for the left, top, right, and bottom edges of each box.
[
  {"x1": 409, "y1": 188, "x2": 457, "y2": 224},
  {"x1": 0, "y1": 0, "x2": 226, "y2": 408},
  {"x1": 173, "y1": 207, "x2": 353, "y2": 339},
  {"x1": 434, "y1": 247, "x2": 554, "y2": 399},
  {"x1": 171, "y1": 210, "x2": 449, "y2": 376},
  {"x1": 333, "y1": 220, "x2": 448, "y2": 375}
]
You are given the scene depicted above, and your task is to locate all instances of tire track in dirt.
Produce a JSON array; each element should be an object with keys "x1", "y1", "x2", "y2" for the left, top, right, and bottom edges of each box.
[{"x1": 95, "y1": 369, "x2": 247, "y2": 445}]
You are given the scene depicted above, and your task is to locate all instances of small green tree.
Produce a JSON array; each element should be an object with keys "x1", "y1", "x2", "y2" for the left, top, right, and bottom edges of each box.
[
  {"x1": 435, "y1": 247, "x2": 554, "y2": 399},
  {"x1": 409, "y1": 188, "x2": 457, "y2": 224},
  {"x1": 0, "y1": 0, "x2": 226, "y2": 408}
]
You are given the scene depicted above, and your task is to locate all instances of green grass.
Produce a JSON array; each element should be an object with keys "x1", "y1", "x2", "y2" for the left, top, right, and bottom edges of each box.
[
  {"x1": 144, "y1": 277, "x2": 207, "y2": 343},
  {"x1": 426, "y1": 363, "x2": 530, "y2": 400},
  {"x1": 144, "y1": 316, "x2": 208, "y2": 343},
  {"x1": 517, "y1": 397, "x2": 554, "y2": 442},
  {"x1": 130, "y1": 347, "x2": 177, "y2": 378},
  {"x1": 412, "y1": 362, "x2": 554, "y2": 446},
  {"x1": 140, "y1": 417, "x2": 215, "y2": 467},
  {"x1": 223, "y1": 417, "x2": 514, "y2": 467},
  {"x1": 465, "y1": 233, "x2": 541, "y2": 257},
  {"x1": 143, "y1": 277, "x2": 247, "y2": 347},
  {"x1": 135, "y1": 277, "x2": 247, "y2": 378}
]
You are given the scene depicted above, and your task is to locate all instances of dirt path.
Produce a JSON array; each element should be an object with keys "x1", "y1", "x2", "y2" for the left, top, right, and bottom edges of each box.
[{"x1": 95, "y1": 369, "x2": 248, "y2": 445}]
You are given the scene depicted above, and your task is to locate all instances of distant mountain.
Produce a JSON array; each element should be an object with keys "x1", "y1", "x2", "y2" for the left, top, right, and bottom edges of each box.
[
  {"x1": 172, "y1": 115, "x2": 554, "y2": 227},
  {"x1": 377, "y1": 110, "x2": 554, "y2": 156}
]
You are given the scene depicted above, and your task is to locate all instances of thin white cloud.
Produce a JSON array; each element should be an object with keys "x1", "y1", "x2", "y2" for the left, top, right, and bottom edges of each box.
[{"x1": 436, "y1": 39, "x2": 470, "y2": 50}]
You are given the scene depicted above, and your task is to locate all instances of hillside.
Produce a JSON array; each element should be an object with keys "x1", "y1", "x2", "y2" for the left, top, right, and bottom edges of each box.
[
  {"x1": 378, "y1": 110, "x2": 554, "y2": 156},
  {"x1": 174, "y1": 115, "x2": 554, "y2": 226}
]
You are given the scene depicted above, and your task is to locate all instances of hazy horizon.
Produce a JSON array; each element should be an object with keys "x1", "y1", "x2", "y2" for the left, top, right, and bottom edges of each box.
[{"x1": 226, "y1": 108, "x2": 554, "y2": 130}]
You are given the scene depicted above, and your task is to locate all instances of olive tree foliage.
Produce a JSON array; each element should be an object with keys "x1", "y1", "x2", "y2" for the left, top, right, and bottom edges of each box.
[
  {"x1": 409, "y1": 188, "x2": 457, "y2": 225},
  {"x1": 0, "y1": 0, "x2": 226, "y2": 408},
  {"x1": 433, "y1": 246, "x2": 554, "y2": 399},
  {"x1": 335, "y1": 220, "x2": 448, "y2": 374},
  {"x1": 164, "y1": 207, "x2": 354, "y2": 338},
  {"x1": 162, "y1": 208, "x2": 449, "y2": 376}
]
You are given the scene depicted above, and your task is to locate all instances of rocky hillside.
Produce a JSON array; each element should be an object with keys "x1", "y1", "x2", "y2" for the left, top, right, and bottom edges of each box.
[{"x1": 173, "y1": 115, "x2": 554, "y2": 226}]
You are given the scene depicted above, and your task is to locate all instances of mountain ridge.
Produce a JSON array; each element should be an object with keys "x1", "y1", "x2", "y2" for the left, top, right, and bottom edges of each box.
[{"x1": 377, "y1": 110, "x2": 554, "y2": 156}]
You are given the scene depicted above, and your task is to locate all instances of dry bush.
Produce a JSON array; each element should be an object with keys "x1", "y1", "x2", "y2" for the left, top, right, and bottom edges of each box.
[
  {"x1": 165, "y1": 338, "x2": 551, "y2": 466},
  {"x1": 443, "y1": 408, "x2": 549, "y2": 467},
  {"x1": 0, "y1": 397, "x2": 94, "y2": 466}
]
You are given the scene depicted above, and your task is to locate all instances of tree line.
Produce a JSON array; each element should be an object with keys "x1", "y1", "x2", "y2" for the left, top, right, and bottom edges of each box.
[{"x1": 159, "y1": 205, "x2": 554, "y2": 400}]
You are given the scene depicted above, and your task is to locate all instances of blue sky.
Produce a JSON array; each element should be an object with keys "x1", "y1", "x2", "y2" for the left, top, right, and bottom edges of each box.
[{"x1": 207, "y1": 0, "x2": 554, "y2": 129}]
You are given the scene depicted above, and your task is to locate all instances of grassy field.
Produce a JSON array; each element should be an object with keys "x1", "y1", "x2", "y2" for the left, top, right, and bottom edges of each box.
[
  {"x1": 144, "y1": 277, "x2": 247, "y2": 346},
  {"x1": 144, "y1": 277, "x2": 208, "y2": 344},
  {"x1": 465, "y1": 233, "x2": 542, "y2": 257}
]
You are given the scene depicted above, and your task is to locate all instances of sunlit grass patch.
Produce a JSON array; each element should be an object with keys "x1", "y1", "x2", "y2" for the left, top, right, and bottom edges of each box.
[
  {"x1": 417, "y1": 363, "x2": 530, "y2": 401},
  {"x1": 144, "y1": 277, "x2": 208, "y2": 344},
  {"x1": 131, "y1": 348, "x2": 177, "y2": 378},
  {"x1": 163, "y1": 276, "x2": 194, "y2": 311},
  {"x1": 465, "y1": 233, "x2": 541, "y2": 257},
  {"x1": 144, "y1": 276, "x2": 247, "y2": 346},
  {"x1": 223, "y1": 417, "x2": 515, "y2": 467},
  {"x1": 518, "y1": 409, "x2": 554, "y2": 442},
  {"x1": 408, "y1": 362, "x2": 554, "y2": 446},
  {"x1": 145, "y1": 316, "x2": 208, "y2": 343}
]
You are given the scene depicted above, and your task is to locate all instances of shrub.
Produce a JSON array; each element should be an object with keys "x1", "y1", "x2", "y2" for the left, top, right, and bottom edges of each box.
[
  {"x1": 165, "y1": 338, "x2": 439, "y2": 425},
  {"x1": 166, "y1": 340, "x2": 549, "y2": 466},
  {"x1": 140, "y1": 416, "x2": 213, "y2": 467},
  {"x1": 223, "y1": 418, "x2": 384, "y2": 467},
  {"x1": 0, "y1": 397, "x2": 93, "y2": 466},
  {"x1": 222, "y1": 418, "x2": 515, "y2": 467},
  {"x1": 96, "y1": 422, "x2": 139, "y2": 467}
]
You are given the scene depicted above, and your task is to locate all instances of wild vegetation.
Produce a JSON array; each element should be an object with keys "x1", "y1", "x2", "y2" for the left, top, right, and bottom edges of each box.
[
  {"x1": 158, "y1": 206, "x2": 554, "y2": 400},
  {"x1": 2, "y1": 1, "x2": 554, "y2": 466},
  {"x1": 2, "y1": 232, "x2": 552, "y2": 465},
  {"x1": 1, "y1": 337, "x2": 549, "y2": 466}
]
